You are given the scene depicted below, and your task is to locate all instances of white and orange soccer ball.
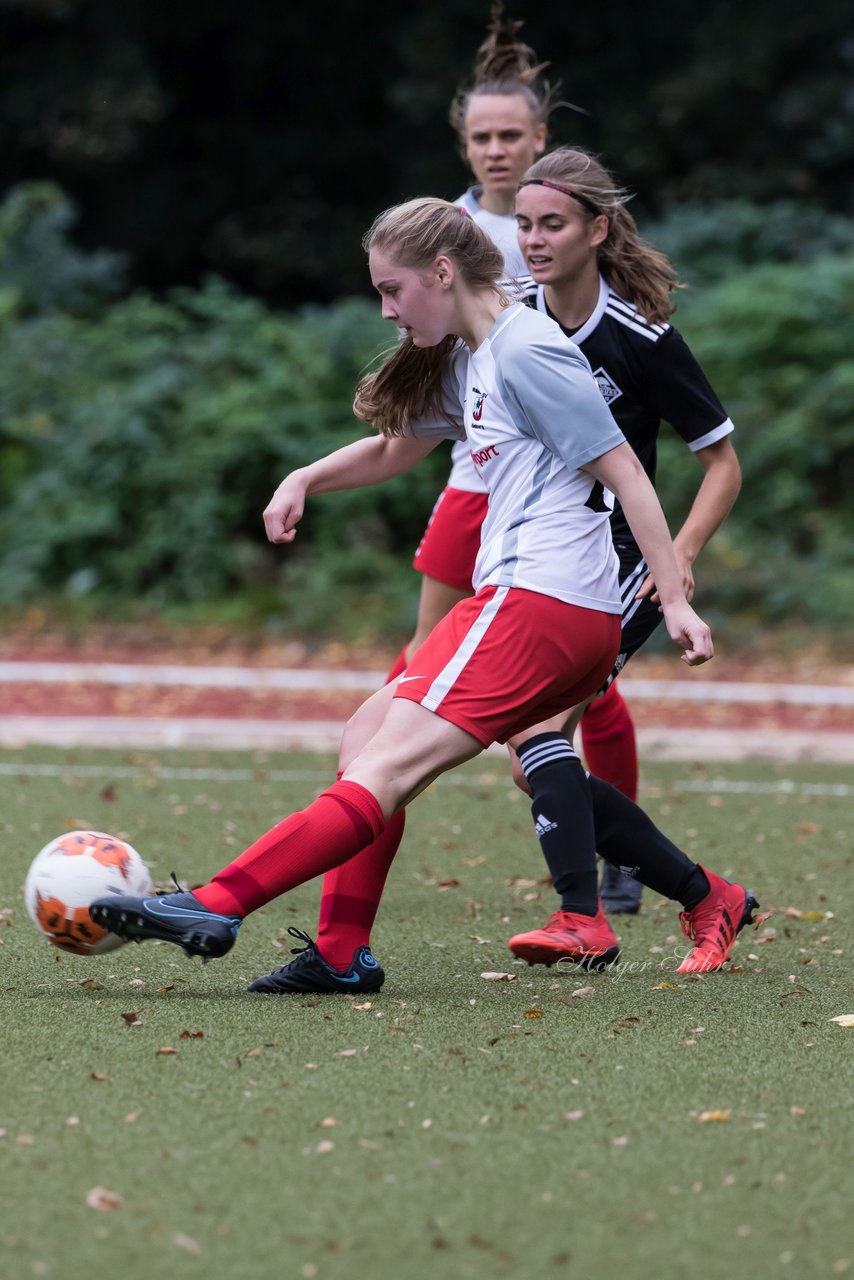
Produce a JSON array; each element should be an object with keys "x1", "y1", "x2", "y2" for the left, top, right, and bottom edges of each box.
[{"x1": 24, "y1": 830, "x2": 153, "y2": 955}]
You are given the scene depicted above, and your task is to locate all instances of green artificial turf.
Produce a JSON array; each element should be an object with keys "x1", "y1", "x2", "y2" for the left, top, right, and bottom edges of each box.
[{"x1": 0, "y1": 748, "x2": 851, "y2": 1280}]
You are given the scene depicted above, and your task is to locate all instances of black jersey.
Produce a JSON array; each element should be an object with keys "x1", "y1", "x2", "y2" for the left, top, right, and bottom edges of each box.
[{"x1": 525, "y1": 277, "x2": 733, "y2": 545}]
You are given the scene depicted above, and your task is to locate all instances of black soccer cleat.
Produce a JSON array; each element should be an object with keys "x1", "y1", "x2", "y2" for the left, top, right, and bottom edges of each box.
[
  {"x1": 89, "y1": 875, "x2": 241, "y2": 961},
  {"x1": 248, "y1": 927, "x2": 385, "y2": 994}
]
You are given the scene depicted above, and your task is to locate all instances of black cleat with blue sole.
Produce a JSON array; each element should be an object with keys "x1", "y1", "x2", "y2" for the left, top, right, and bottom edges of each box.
[
  {"x1": 248, "y1": 927, "x2": 384, "y2": 994},
  {"x1": 89, "y1": 878, "x2": 241, "y2": 960}
]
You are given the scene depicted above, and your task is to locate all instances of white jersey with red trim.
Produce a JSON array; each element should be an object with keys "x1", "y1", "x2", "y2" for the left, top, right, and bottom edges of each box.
[{"x1": 409, "y1": 304, "x2": 626, "y2": 613}]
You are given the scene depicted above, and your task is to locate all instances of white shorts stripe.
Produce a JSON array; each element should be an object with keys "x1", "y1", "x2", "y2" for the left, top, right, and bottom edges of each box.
[
  {"x1": 421, "y1": 586, "x2": 510, "y2": 713},
  {"x1": 619, "y1": 557, "x2": 649, "y2": 609}
]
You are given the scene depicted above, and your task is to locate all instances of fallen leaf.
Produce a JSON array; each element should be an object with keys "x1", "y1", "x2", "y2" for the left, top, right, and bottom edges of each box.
[
  {"x1": 801, "y1": 910, "x2": 831, "y2": 921},
  {"x1": 86, "y1": 1187, "x2": 122, "y2": 1211},
  {"x1": 120, "y1": 1011, "x2": 142, "y2": 1027},
  {"x1": 155, "y1": 1046, "x2": 179, "y2": 1056},
  {"x1": 830, "y1": 1015, "x2": 854, "y2": 1028},
  {"x1": 179, "y1": 1029, "x2": 204, "y2": 1039},
  {"x1": 437, "y1": 878, "x2": 460, "y2": 890},
  {"x1": 480, "y1": 971, "x2": 517, "y2": 982},
  {"x1": 89, "y1": 1072, "x2": 109, "y2": 1083},
  {"x1": 697, "y1": 1110, "x2": 731, "y2": 1123},
  {"x1": 316, "y1": 1140, "x2": 335, "y2": 1153},
  {"x1": 652, "y1": 982, "x2": 680, "y2": 990},
  {"x1": 336, "y1": 1049, "x2": 358, "y2": 1057},
  {"x1": 564, "y1": 1110, "x2": 584, "y2": 1121},
  {"x1": 611, "y1": 1136, "x2": 629, "y2": 1146},
  {"x1": 571, "y1": 986, "x2": 595, "y2": 999},
  {"x1": 523, "y1": 1009, "x2": 544, "y2": 1018},
  {"x1": 173, "y1": 1233, "x2": 202, "y2": 1256},
  {"x1": 78, "y1": 978, "x2": 105, "y2": 991},
  {"x1": 351, "y1": 1001, "x2": 372, "y2": 1011}
]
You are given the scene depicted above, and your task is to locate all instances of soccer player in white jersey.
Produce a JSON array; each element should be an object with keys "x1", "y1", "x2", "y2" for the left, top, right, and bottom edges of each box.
[{"x1": 91, "y1": 198, "x2": 758, "y2": 985}]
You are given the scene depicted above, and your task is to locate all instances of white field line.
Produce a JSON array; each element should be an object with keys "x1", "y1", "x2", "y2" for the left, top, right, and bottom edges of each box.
[
  {"x1": 0, "y1": 716, "x2": 853, "y2": 763},
  {"x1": 1, "y1": 661, "x2": 853, "y2": 707},
  {"x1": 0, "y1": 758, "x2": 850, "y2": 798}
]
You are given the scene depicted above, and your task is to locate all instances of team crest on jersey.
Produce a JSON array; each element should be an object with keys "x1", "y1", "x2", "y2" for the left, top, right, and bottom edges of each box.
[
  {"x1": 592, "y1": 367, "x2": 623, "y2": 405},
  {"x1": 471, "y1": 386, "x2": 488, "y2": 425}
]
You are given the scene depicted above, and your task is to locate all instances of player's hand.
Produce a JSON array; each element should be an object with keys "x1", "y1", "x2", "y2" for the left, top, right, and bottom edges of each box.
[
  {"x1": 263, "y1": 473, "x2": 307, "y2": 544},
  {"x1": 636, "y1": 551, "x2": 695, "y2": 607},
  {"x1": 661, "y1": 601, "x2": 714, "y2": 666}
]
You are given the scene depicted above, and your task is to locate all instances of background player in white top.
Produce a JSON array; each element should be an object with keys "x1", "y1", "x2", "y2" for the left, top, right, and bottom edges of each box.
[
  {"x1": 390, "y1": 8, "x2": 646, "y2": 913},
  {"x1": 91, "y1": 199, "x2": 756, "y2": 984},
  {"x1": 401, "y1": 4, "x2": 550, "y2": 661}
]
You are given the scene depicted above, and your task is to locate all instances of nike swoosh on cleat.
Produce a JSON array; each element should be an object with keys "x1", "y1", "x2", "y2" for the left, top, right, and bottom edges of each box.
[
  {"x1": 141, "y1": 899, "x2": 232, "y2": 923},
  {"x1": 334, "y1": 971, "x2": 363, "y2": 984}
]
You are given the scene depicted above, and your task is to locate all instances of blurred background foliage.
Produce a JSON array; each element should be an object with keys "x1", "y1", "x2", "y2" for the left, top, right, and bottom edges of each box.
[{"x1": 0, "y1": 0, "x2": 851, "y2": 641}]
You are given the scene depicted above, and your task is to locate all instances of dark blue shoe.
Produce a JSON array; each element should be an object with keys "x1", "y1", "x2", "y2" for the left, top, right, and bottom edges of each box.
[
  {"x1": 248, "y1": 927, "x2": 384, "y2": 994},
  {"x1": 599, "y1": 860, "x2": 643, "y2": 914},
  {"x1": 89, "y1": 874, "x2": 241, "y2": 960}
]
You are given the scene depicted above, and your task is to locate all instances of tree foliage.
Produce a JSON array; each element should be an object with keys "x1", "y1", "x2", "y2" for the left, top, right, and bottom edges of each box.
[
  {"x1": 0, "y1": 183, "x2": 850, "y2": 633},
  {"x1": 0, "y1": 0, "x2": 850, "y2": 305}
]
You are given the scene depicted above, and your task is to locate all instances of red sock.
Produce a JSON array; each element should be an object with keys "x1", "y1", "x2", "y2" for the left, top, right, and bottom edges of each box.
[
  {"x1": 580, "y1": 680, "x2": 638, "y2": 801},
  {"x1": 193, "y1": 780, "x2": 385, "y2": 917},
  {"x1": 385, "y1": 644, "x2": 409, "y2": 684},
  {"x1": 315, "y1": 809, "x2": 406, "y2": 969}
]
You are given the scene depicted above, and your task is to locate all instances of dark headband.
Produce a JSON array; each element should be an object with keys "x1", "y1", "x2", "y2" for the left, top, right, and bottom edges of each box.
[{"x1": 517, "y1": 178, "x2": 601, "y2": 217}]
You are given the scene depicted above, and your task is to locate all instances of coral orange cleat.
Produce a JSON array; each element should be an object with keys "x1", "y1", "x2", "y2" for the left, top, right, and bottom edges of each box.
[
  {"x1": 508, "y1": 903, "x2": 620, "y2": 970},
  {"x1": 676, "y1": 866, "x2": 759, "y2": 974}
]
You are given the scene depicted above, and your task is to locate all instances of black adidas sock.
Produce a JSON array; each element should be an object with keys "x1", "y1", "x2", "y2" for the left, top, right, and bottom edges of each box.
[
  {"x1": 517, "y1": 733, "x2": 599, "y2": 916},
  {"x1": 588, "y1": 776, "x2": 709, "y2": 908}
]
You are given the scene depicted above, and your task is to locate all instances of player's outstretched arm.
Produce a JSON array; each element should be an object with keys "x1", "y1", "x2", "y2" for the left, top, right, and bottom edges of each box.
[
  {"x1": 583, "y1": 443, "x2": 714, "y2": 667},
  {"x1": 263, "y1": 433, "x2": 441, "y2": 544}
]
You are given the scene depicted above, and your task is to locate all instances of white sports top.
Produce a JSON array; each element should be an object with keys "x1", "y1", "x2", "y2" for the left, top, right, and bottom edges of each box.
[
  {"x1": 448, "y1": 188, "x2": 530, "y2": 493},
  {"x1": 409, "y1": 304, "x2": 626, "y2": 613}
]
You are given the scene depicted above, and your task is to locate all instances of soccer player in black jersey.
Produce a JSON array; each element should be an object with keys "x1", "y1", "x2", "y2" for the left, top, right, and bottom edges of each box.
[{"x1": 506, "y1": 146, "x2": 742, "y2": 959}]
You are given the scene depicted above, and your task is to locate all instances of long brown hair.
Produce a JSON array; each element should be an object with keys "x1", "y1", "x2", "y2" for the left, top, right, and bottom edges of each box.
[
  {"x1": 354, "y1": 198, "x2": 506, "y2": 437},
  {"x1": 521, "y1": 148, "x2": 683, "y2": 323}
]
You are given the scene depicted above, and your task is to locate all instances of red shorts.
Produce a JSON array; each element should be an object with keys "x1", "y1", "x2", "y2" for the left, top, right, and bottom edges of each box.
[
  {"x1": 412, "y1": 487, "x2": 488, "y2": 594},
  {"x1": 394, "y1": 585, "x2": 620, "y2": 747}
]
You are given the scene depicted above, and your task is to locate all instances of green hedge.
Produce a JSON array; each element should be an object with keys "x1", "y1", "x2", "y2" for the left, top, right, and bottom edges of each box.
[
  {"x1": 656, "y1": 253, "x2": 854, "y2": 627},
  {"x1": 1, "y1": 183, "x2": 851, "y2": 636}
]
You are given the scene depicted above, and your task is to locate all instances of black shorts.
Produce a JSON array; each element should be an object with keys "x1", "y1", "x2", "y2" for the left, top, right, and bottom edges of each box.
[{"x1": 601, "y1": 542, "x2": 663, "y2": 690}]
